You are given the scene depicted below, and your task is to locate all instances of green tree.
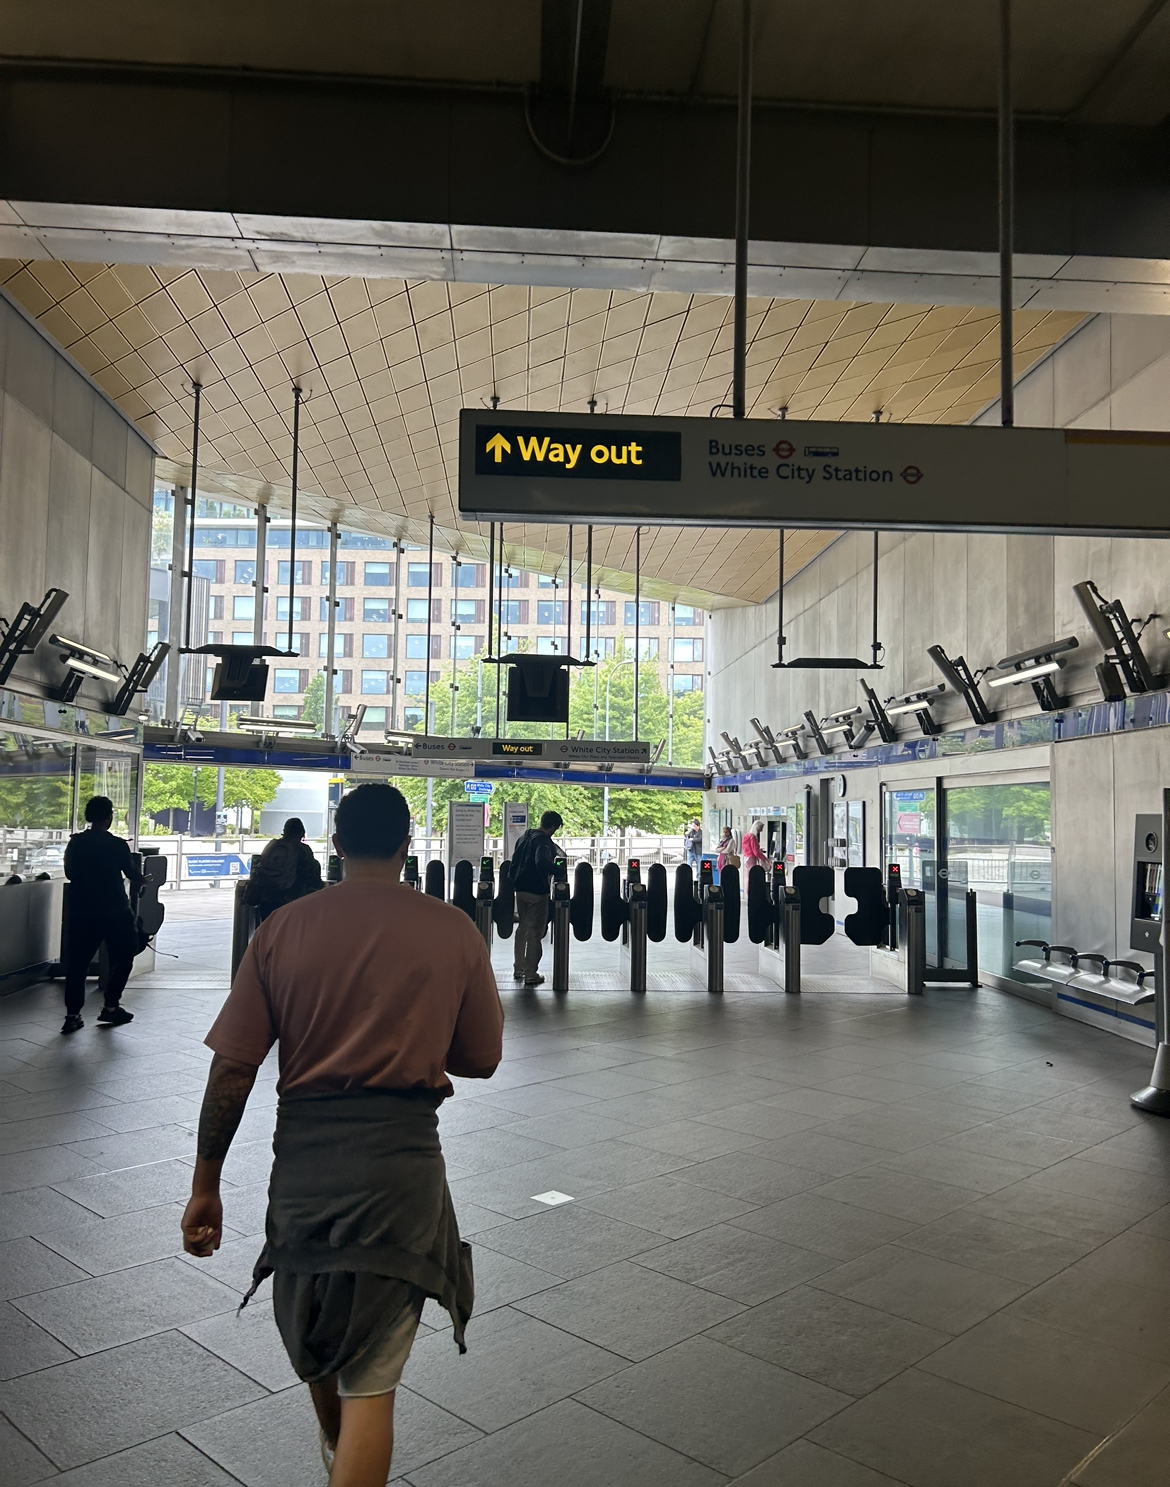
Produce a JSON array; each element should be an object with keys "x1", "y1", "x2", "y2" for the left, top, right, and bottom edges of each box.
[
  {"x1": 141, "y1": 763, "x2": 281, "y2": 831},
  {"x1": 301, "y1": 671, "x2": 326, "y2": 732}
]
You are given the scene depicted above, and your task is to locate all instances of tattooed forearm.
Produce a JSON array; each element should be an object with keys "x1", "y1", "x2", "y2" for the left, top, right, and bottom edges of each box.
[{"x1": 197, "y1": 1054, "x2": 259, "y2": 1162}]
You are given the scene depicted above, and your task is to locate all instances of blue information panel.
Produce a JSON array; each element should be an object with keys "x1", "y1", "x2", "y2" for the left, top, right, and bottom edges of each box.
[
  {"x1": 463, "y1": 780, "x2": 495, "y2": 797},
  {"x1": 184, "y1": 854, "x2": 250, "y2": 878}
]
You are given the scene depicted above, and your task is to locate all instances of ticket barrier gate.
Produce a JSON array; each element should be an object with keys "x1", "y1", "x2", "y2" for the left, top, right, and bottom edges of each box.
[
  {"x1": 901, "y1": 886, "x2": 980, "y2": 995},
  {"x1": 617, "y1": 858, "x2": 648, "y2": 994},
  {"x1": 404, "y1": 855, "x2": 420, "y2": 889},
  {"x1": 230, "y1": 856, "x2": 262, "y2": 980},
  {"x1": 750, "y1": 864, "x2": 802, "y2": 992},
  {"x1": 551, "y1": 856, "x2": 570, "y2": 992},
  {"x1": 474, "y1": 857, "x2": 494, "y2": 950}
]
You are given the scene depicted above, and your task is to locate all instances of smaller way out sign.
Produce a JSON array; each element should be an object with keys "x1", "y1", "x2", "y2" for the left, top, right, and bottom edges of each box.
[{"x1": 474, "y1": 424, "x2": 681, "y2": 481}]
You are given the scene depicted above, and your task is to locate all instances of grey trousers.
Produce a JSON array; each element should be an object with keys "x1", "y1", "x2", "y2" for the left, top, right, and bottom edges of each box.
[{"x1": 514, "y1": 891, "x2": 549, "y2": 979}]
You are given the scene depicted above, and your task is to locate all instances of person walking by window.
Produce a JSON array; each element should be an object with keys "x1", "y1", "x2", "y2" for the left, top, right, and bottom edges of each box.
[
  {"x1": 742, "y1": 820, "x2": 767, "y2": 872},
  {"x1": 60, "y1": 795, "x2": 142, "y2": 1035},
  {"x1": 244, "y1": 816, "x2": 323, "y2": 921},
  {"x1": 684, "y1": 817, "x2": 703, "y2": 874},
  {"x1": 715, "y1": 823, "x2": 738, "y2": 874},
  {"x1": 182, "y1": 783, "x2": 503, "y2": 1487},
  {"x1": 510, "y1": 810, "x2": 564, "y2": 987}
]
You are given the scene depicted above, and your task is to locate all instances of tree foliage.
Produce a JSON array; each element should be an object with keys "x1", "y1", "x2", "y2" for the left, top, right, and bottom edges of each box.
[{"x1": 141, "y1": 763, "x2": 282, "y2": 827}]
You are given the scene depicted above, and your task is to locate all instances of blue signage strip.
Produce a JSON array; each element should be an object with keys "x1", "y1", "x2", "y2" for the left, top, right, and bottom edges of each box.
[{"x1": 184, "y1": 854, "x2": 250, "y2": 878}]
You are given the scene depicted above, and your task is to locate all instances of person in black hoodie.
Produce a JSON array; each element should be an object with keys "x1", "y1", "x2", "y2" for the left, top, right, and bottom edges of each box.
[
  {"x1": 510, "y1": 810, "x2": 563, "y2": 987},
  {"x1": 61, "y1": 795, "x2": 142, "y2": 1035},
  {"x1": 244, "y1": 817, "x2": 323, "y2": 921}
]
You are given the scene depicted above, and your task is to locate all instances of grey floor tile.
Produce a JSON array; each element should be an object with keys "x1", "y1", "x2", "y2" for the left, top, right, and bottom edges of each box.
[
  {"x1": 919, "y1": 1311, "x2": 1170, "y2": 1434},
  {"x1": 0, "y1": 1188, "x2": 95, "y2": 1244},
  {"x1": 0, "y1": 1415, "x2": 57, "y2": 1486},
  {"x1": 501, "y1": 1107, "x2": 634, "y2": 1148},
  {"x1": 1077, "y1": 1125, "x2": 1170, "y2": 1178},
  {"x1": 812, "y1": 1107, "x2": 975, "y2": 1155},
  {"x1": 0, "y1": 1147, "x2": 98, "y2": 1195},
  {"x1": 436, "y1": 1097, "x2": 524, "y2": 1136},
  {"x1": 813, "y1": 1245, "x2": 1027, "y2": 1334},
  {"x1": 34, "y1": 1203, "x2": 213, "y2": 1275},
  {"x1": 695, "y1": 1101, "x2": 826, "y2": 1140},
  {"x1": 578, "y1": 1334, "x2": 849, "y2": 1476},
  {"x1": 580, "y1": 1174, "x2": 756, "y2": 1238},
  {"x1": 679, "y1": 1153, "x2": 823, "y2": 1209},
  {"x1": 469, "y1": 1084, "x2": 599, "y2": 1118},
  {"x1": 216, "y1": 1181, "x2": 269, "y2": 1238},
  {"x1": 767, "y1": 1088, "x2": 885, "y2": 1121},
  {"x1": 1010, "y1": 1263, "x2": 1170, "y2": 1364},
  {"x1": 180, "y1": 1383, "x2": 328, "y2": 1487},
  {"x1": 0, "y1": 1300, "x2": 74, "y2": 1379},
  {"x1": 463, "y1": 1245, "x2": 562, "y2": 1312},
  {"x1": 811, "y1": 1368, "x2": 1098, "y2": 1487},
  {"x1": 893, "y1": 1208, "x2": 1093, "y2": 1286},
  {"x1": 966, "y1": 1178, "x2": 1146, "y2": 1245},
  {"x1": 552, "y1": 1068, "x2": 666, "y2": 1100},
  {"x1": 730, "y1": 1437, "x2": 914, "y2": 1485},
  {"x1": 747, "y1": 1130, "x2": 885, "y2": 1177},
  {"x1": 1025, "y1": 1156, "x2": 1170, "y2": 1214},
  {"x1": 709, "y1": 1284, "x2": 949, "y2": 1395},
  {"x1": 405, "y1": 1396, "x2": 723, "y2": 1487},
  {"x1": 940, "y1": 1120, "x2": 1090, "y2": 1168},
  {"x1": 449, "y1": 1200, "x2": 512, "y2": 1238},
  {"x1": 51, "y1": 1159, "x2": 202, "y2": 1218},
  {"x1": 811, "y1": 1168, "x2": 980, "y2": 1224},
  {"x1": 448, "y1": 1140, "x2": 689, "y2": 1220},
  {"x1": 731, "y1": 1192, "x2": 916, "y2": 1260},
  {"x1": 47, "y1": 1433, "x2": 242, "y2": 1485},
  {"x1": 1071, "y1": 1230, "x2": 1170, "y2": 1293},
  {"x1": 879, "y1": 1142, "x2": 1039, "y2": 1194},
  {"x1": 0, "y1": 1236, "x2": 89, "y2": 1298},
  {"x1": 514, "y1": 1259, "x2": 743, "y2": 1360},
  {"x1": 14, "y1": 1257, "x2": 239, "y2": 1354},
  {"x1": 633, "y1": 1223, "x2": 836, "y2": 1305},
  {"x1": 473, "y1": 1203, "x2": 662, "y2": 1279},
  {"x1": 64, "y1": 1125, "x2": 196, "y2": 1171},
  {"x1": 180, "y1": 1235, "x2": 267, "y2": 1297},
  {"x1": 995, "y1": 1102, "x2": 1135, "y2": 1148},
  {"x1": 0, "y1": 1112, "x2": 115, "y2": 1155},
  {"x1": 1135, "y1": 1202, "x2": 1170, "y2": 1239},
  {"x1": 405, "y1": 1305, "x2": 625, "y2": 1430},
  {"x1": 0, "y1": 1329, "x2": 265, "y2": 1469},
  {"x1": 1073, "y1": 1381, "x2": 1170, "y2": 1487},
  {"x1": 388, "y1": 1386, "x2": 488, "y2": 1478},
  {"x1": 617, "y1": 1117, "x2": 762, "y2": 1161},
  {"x1": 182, "y1": 1297, "x2": 300, "y2": 1392},
  {"x1": 85, "y1": 1094, "x2": 205, "y2": 1134}
]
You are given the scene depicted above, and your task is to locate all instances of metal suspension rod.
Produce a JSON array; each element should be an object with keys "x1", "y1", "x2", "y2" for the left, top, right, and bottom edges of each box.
[
  {"x1": 732, "y1": 0, "x2": 753, "y2": 420},
  {"x1": 183, "y1": 382, "x2": 202, "y2": 651},
  {"x1": 565, "y1": 524, "x2": 573, "y2": 739},
  {"x1": 998, "y1": 0, "x2": 1014, "y2": 428},
  {"x1": 633, "y1": 526, "x2": 641, "y2": 740},
  {"x1": 286, "y1": 385, "x2": 302, "y2": 655},
  {"x1": 495, "y1": 523, "x2": 504, "y2": 736},
  {"x1": 486, "y1": 522, "x2": 495, "y2": 658},
  {"x1": 585, "y1": 525, "x2": 593, "y2": 659},
  {"x1": 871, "y1": 530, "x2": 881, "y2": 665},
  {"x1": 776, "y1": 528, "x2": 785, "y2": 666},
  {"x1": 425, "y1": 512, "x2": 435, "y2": 732}
]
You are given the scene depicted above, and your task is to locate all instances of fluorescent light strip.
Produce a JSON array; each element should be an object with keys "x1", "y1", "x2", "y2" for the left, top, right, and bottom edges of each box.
[
  {"x1": 65, "y1": 659, "x2": 122, "y2": 684},
  {"x1": 987, "y1": 660, "x2": 1062, "y2": 688},
  {"x1": 819, "y1": 722, "x2": 854, "y2": 736},
  {"x1": 884, "y1": 700, "x2": 935, "y2": 717}
]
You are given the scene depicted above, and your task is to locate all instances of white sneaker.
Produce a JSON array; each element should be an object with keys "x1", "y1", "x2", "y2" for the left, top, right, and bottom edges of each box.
[{"x1": 319, "y1": 1425, "x2": 335, "y2": 1474}]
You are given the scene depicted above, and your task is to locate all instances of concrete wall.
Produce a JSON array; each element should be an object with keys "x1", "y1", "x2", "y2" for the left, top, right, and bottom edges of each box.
[
  {"x1": 707, "y1": 311, "x2": 1170, "y2": 976},
  {"x1": 0, "y1": 289, "x2": 154, "y2": 707}
]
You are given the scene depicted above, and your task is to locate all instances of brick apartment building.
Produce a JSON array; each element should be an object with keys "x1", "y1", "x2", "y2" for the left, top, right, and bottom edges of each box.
[{"x1": 170, "y1": 512, "x2": 705, "y2": 734}]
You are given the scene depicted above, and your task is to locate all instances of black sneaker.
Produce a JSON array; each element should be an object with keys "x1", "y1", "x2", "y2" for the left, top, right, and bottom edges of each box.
[
  {"x1": 512, "y1": 971, "x2": 525, "y2": 981},
  {"x1": 97, "y1": 1005, "x2": 134, "y2": 1027},
  {"x1": 61, "y1": 1014, "x2": 84, "y2": 1035},
  {"x1": 524, "y1": 974, "x2": 545, "y2": 987}
]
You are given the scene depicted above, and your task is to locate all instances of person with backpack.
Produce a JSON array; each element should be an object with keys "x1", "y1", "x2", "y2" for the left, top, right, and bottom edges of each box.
[
  {"x1": 60, "y1": 795, "x2": 142, "y2": 1034},
  {"x1": 510, "y1": 810, "x2": 564, "y2": 987},
  {"x1": 244, "y1": 817, "x2": 323, "y2": 921}
]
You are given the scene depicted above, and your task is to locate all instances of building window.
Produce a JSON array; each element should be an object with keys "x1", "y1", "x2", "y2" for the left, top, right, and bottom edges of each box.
[
  {"x1": 234, "y1": 559, "x2": 256, "y2": 584},
  {"x1": 499, "y1": 599, "x2": 527, "y2": 626},
  {"x1": 361, "y1": 670, "x2": 389, "y2": 694},
  {"x1": 364, "y1": 561, "x2": 392, "y2": 586},
  {"x1": 209, "y1": 595, "x2": 224, "y2": 620},
  {"x1": 232, "y1": 595, "x2": 255, "y2": 621},
  {"x1": 404, "y1": 670, "x2": 427, "y2": 695},
  {"x1": 500, "y1": 569, "x2": 527, "y2": 588},
  {"x1": 231, "y1": 631, "x2": 253, "y2": 645},
  {"x1": 363, "y1": 597, "x2": 390, "y2": 624},
  {"x1": 403, "y1": 706, "x2": 424, "y2": 731},
  {"x1": 356, "y1": 706, "x2": 385, "y2": 730},
  {"x1": 671, "y1": 674, "x2": 702, "y2": 693},
  {"x1": 674, "y1": 605, "x2": 702, "y2": 625},
  {"x1": 452, "y1": 563, "x2": 486, "y2": 588},
  {"x1": 321, "y1": 596, "x2": 356, "y2": 622},
  {"x1": 453, "y1": 634, "x2": 481, "y2": 660},
  {"x1": 536, "y1": 573, "x2": 556, "y2": 588},
  {"x1": 362, "y1": 634, "x2": 389, "y2": 658},
  {"x1": 405, "y1": 598, "x2": 432, "y2": 622},
  {"x1": 273, "y1": 669, "x2": 302, "y2": 693},
  {"x1": 405, "y1": 634, "x2": 430, "y2": 659},
  {"x1": 580, "y1": 600, "x2": 616, "y2": 627},
  {"x1": 272, "y1": 704, "x2": 301, "y2": 719},
  {"x1": 283, "y1": 633, "x2": 310, "y2": 655},
  {"x1": 536, "y1": 636, "x2": 561, "y2": 655},
  {"x1": 634, "y1": 637, "x2": 659, "y2": 659},
  {"x1": 451, "y1": 599, "x2": 482, "y2": 624},
  {"x1": 537, "y1": 600, "x2": 566, "y2": 626},
  {"x1": 321, "y1": 560, "x2": 355, "y2": 586},
  {"x1": 277, "y1": 560, "x2": 311, "y2": 586},
  {"x1": 275, "y1": 596, "x2": 311, "y2": 622},
  {"x1": 624, "y1": 600, "x2": 660, "y2": 627},
  {"x1": 673, "y1": 637, "x2": 704, "y2": 662},
  {"x1": 192, "y1": 558, "x2": 224, "y2": 583},
  {"x1": 590, "y1": 637, "x2": 616, "y2": 659},
  {"x1": 406, "y1": 562, "x2": 437, "y2": 587},
  {"x1": 194, "y1": 526, "x2": 256, "y2": 548},
  {"x1": 318, "y1": 633, "x2": 352, "y2": 658}
]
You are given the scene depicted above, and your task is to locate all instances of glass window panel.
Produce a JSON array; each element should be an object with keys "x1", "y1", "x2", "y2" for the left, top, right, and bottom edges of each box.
[
  {"x1": 536, "y1": 573, "x2": 555, "y2": 587},
  {"x1": 406, "y1": 563, "x2": 431, "y2": 587},
  {"x1": 670, "y1": 674, "x2": 700, "y2": 693},
  {"x1": 363, "y1": 598, "x2": 390, "y2": 623},
  {"x1": 404, "y1": 670, "x2": 427, "y2": 695},
  {"x1": 537, "y1": 600, "x2": 566, "y2": 625},
  {"x1": 364, "y1": 562, "x2": 391, "y2": 585},
  {"x1": 273, "y1": 669, "x2": 301, "y2": 693},
  {"x1": 453, "y1": 635, "x2": 479, "y2": 660},
  {"x1": 536, "y1": 636, "x2": 560, "y2": 654},
  {"x1": 276, "y1": 561, "x2": 309, "y2": 585},
  {"x1": 232, "y1": 595, "x2": 255, "y2": 621},
  {"x1": 362, "y1": 634, "x2": 388, "y2": 658},
  {"x1": 357, "y1": 707, "x2": 385, "y2": 730},
  {"x1": 405, "y1": 635, "x2": 429, "y2": 658},
  {"x1": 231, "y1": 631, "x2": 253, "y2": 645},
  {"x1": 233, "y1": 559, "x2": 255, "y2": 584},
  {"x1": 403, "y1": 706, "x2": 424, "y2": 731},
  {"x1": 0, "y1": 733, "x2": 76, "y2": 875},
  {"x1": 453, "y1": 564, "x2": 478, "y2": 588},
  {"x1": 452, "y1": 599, "x2": 478, "y2": 622},
  {"x1": 360, "y1": 670, "x2": 388, "y2": 694},
  {"x1": 272, "y1": 705, "x2": 301, "y2": 718},
  {"x1": 674, "y1": 605, "x2": 698, "y2": 624},
  {"x1": 406, "y1": 599, "x2": 430, "y2": 622}
]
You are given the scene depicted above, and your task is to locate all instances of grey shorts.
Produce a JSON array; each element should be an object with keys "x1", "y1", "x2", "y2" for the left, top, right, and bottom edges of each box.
[{"x1": 336, "y1": 1283, "x2": 426, "y2": 1398}]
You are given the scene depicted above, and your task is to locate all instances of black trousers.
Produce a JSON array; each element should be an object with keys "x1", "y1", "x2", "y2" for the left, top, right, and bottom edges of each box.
[{"x1": 64, "y1": 911, "x2": 137, "y2": 1017}]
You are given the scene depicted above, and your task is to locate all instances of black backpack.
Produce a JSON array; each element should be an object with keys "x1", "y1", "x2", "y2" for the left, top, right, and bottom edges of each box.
[{"x1": 511, "y1": 830, "x2": 537, "y2": 883}]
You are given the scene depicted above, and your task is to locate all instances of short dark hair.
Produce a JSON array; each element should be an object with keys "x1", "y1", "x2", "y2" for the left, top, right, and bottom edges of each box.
[
  {"x1": 84, "y1": 795, "x2": 114, "y2": 824},
  {"x1": 334, "y1": 784, "x2": 410, "y2": 859},
  {"x1": 282, "y1": 817, "x2": 306, "y2": 839},
  {"x1": 539, "y1": 810, "x2": 563, "y2": 832}
]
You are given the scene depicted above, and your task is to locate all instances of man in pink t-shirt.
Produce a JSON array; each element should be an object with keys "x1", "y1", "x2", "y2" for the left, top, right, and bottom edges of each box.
[{"x1": 181, "y1": 783, "x2": 503, "y2": 1487}]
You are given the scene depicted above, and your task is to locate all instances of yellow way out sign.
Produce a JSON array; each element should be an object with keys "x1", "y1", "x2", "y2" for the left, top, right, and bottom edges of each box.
[{"x1": 473, "y1": 423, "x2": 681, "y2": 481}]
